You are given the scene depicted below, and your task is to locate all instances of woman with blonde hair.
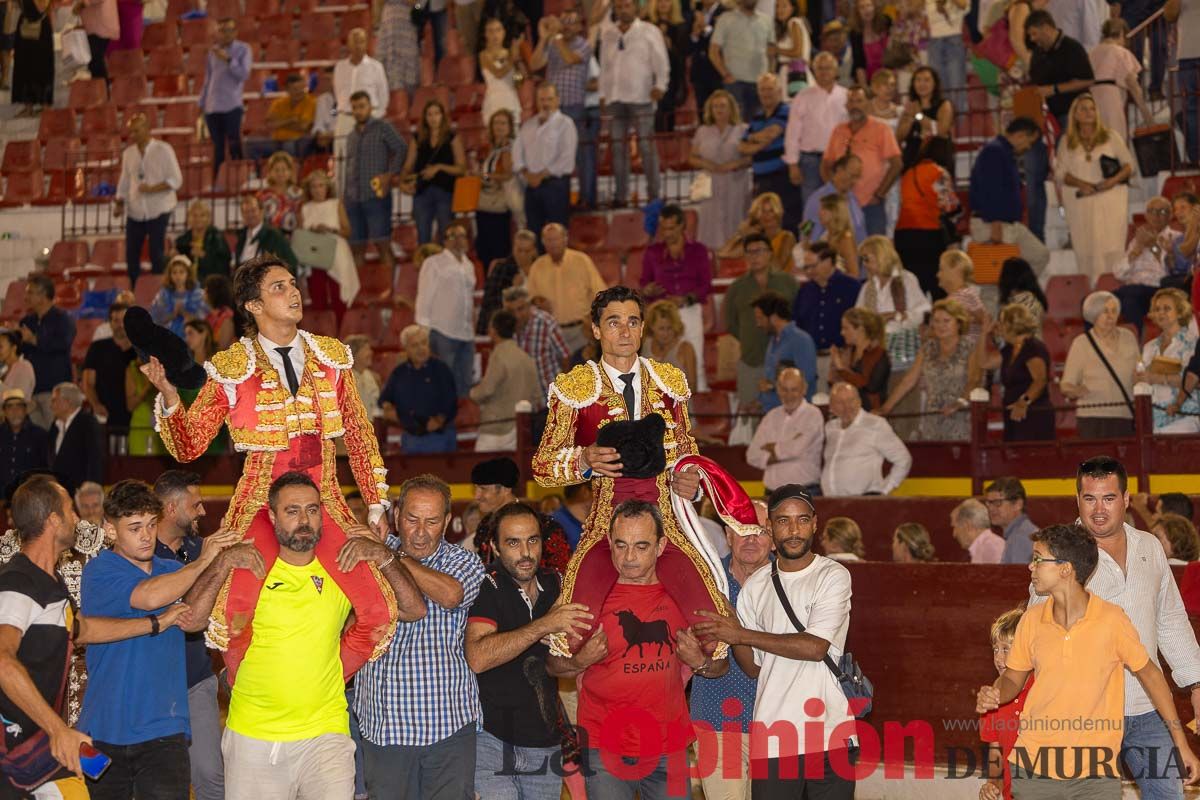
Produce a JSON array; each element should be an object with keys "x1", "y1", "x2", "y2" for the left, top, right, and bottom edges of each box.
[
  {"x1": 881, "y1": 298, "x2": 973, "y2": 440},
  {"x1": 723, "y1": 192, "x2": 797, "y2": 271},
  {"x1": 299, "y1": 169, "x2": 361, "y2": 311},
  {"x1": 642, "y1": 299, "x2": 698, "y2": 389},
  {"x1": 1054, "y1": 93, "x2": 1135, "y2": 282},
  {"x1": 816, "y1": 194, "x2": 859, "y2": 277},
  {"x1": 173, "y1": 200, "x2": 231, "y2": 281},
  {"x1": 1137, "y1": 287, "x2": 1199, "y2": 433},
  {"x1": 936, "y1": 250, "x2": 987, "y2": 338},
  {"x1": 150, "y1": 255, "x2": 209, "y2": 339},
  {"x1": 258, "y1": 150, "x2": 304, "y2": 233},
  {"x1": 973, "y1": 303, "x2": 1055, "y2": 440},
  {"x1": 855, "y1": 235, "x2": 930, "y2": 374},
  {"x1": 892, "y1": 522, "x2": 936, "y2": 562},
  {"x1": 831, "y1": 307, "x2": 890, "y2": 410},
  {"x1": 821, "y1": 517, "x2": 866, "y2": 561},
  {"x1": 690, "y1": 89, "x2": 752, "y2": 249}
]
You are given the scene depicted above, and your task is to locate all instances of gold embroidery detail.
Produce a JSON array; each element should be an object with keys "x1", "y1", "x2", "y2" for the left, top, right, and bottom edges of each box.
[
  {"x1": 548, "y1": 362, "x2": 602, "y2": 409},
  {"x1": 207, "y1": 339, "x2": 255, "y2": 384}
]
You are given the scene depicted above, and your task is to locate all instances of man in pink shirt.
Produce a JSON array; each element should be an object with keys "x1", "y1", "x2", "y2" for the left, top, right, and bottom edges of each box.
[
  {"x1": 951, "y1": 498, "x2": 1007, "y2": 564},
  {"x1": 783, "y1": 52, "x2": 848, "y2": 205},
  {"x1": 820, "y1": 85, "x2": 902, "y2": 236}
]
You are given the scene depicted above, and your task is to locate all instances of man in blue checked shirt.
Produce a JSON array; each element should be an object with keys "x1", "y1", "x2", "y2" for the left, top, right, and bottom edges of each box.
[{"x1": 353, "y1": 473, "x2": 486, "y2": 800}]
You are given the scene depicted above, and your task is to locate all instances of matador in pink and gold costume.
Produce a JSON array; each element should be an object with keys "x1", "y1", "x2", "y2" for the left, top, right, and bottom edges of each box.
[{"x1": 135, "y1": 260, "x2": 397, "y2": 680}]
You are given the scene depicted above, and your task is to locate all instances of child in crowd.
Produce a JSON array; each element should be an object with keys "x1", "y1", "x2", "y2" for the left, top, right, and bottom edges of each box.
[
  {"x1": 977, "y1": 524, "x2": 1200, "y2": 798},
  {"x1": 978, "y1": 606, "x2": 1032, "y2": 800}
]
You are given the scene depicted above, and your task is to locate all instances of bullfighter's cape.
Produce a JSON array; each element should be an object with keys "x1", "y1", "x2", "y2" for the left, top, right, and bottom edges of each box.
[
  {"x1": 533, "y1": 357, "x2": 738, "y2": 657},
  {"x1": 153, "y1": 331, "x2": 398, "y2": 679}
]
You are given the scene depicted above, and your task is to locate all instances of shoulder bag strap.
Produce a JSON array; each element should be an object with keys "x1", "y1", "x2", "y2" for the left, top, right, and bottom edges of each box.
[
  {"x1": 1084, "y1": 330, "x2": 1135, "y2": 415},
  {"x1": 769, "y1": 563, "x2": 845, "y2": 679}
]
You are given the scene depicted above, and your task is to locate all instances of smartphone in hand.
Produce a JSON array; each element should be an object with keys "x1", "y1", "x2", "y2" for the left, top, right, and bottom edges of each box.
[{"x1": 80, "y1": 742, "x2": 112, "y2": 781}]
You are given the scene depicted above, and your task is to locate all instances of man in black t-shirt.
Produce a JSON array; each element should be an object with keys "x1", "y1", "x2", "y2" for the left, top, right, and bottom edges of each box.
[
  {"x1": 1023, "y1": 9, "x2": 1095, "y2": 244},
  {"x1": 0, "y1": 475, "x2": 187, "y2": 794},
  {"x1": 81, "y1": 303, "x2": 137, "y2": 436},
  {"x1": 464, "y1": 502, "x2": 593, "y2": 798}
]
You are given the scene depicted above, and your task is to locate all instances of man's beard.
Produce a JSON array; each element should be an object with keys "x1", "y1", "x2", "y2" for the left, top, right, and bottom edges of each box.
[
  {"x1": 179, "y1": 516, "x2": 201, "y2": 537},
  {"x1": 276, "y1": 524, "x2": 320, "y2": 552}
]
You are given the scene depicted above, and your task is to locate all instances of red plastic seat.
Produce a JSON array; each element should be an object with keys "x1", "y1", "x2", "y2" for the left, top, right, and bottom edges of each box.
[
  {"x1": 304, "y1": 38, "x2": 340, "y2": 61},
  {"x1": 306, "y1": 309, "x2": 338, "y2": 338},
  {"x1": 110, "y1": 75, "x2": 148, "y2": 108},
  {"x1": 262, "y1": 39, "x2": 300, "y2": 63},
  {"x1": 49, "y1": 241, "x2": 89, "y2": 273},
  {"x1": 38, "y1": 108, "x2": 78, "y2": 140},
  {"x1": 604, "y1": 211, "x2": 649, "y2": 252},
  {"x1": 717, "y1": 256, "x2": 747, "y2": 278},
  {"x1": 81, "y1": 106, "x2": 120, "y2": 139},
  {"x1": 107, "y1": 48, "x2": 145, "y2": 76},
  {"x1": 140, "y1": 20, "x2": 178, "y2": 50},
  {"x1": 151, "y1": 74, "x2": 190, "y2": 97},
  {"x1": 384, "y1": 304, "x2": 415, "y2": 345},
  {"x1": 2, "y1": 141, "x2": 40, "y2": 173},
  {"x1": 244, "y1": 0, "x2": 279, "y2": 15},
  {"x1": 184, "y1": 45, "x2": 210, "y2": 78},
  {"x1": 207, "y1": 0, "x2": 240, "y2": 17},
  {"x1": 147, "y1": 47, "x2": 185, "y2": 77},
  {"x1": 179, "y1": 17, "x2": 214, "y2": 46},
  {"x1": 68, "y1": 78, "x2": 108, "y2": 110},
  {"x1": 242, "y1": 97, "x2": 272, "y2": 137},
  {"x1": 90, "y1": 239, "x2": 124, "y2": 270},
  {"x1": 1045, "y1": 274, "x2": 1090, "y2": 322},
  {"x1": 338, "y1": 307, "x2": 385, "y2": 339},
  {"x1": 178, "y1": 162, "x2": 214, "y2": 199},
  {"x1": 35, "y1": 171, "x2": 83, "y2": 206},
  {"x1": 436, "y1": 54, "x2": 476, "y2": 87},
  {"x1": 281, "y1": 0, "x2": 315, "y2": 14},
  {"x1": 214, "y1": 160, "x2": 257, "y2": 194},
  {"x1": 567, "y1": 215, "x2": 608, "y2": 250},
  {"x1": 0, "y1": 171, "x2": 44, "y2": 207},
  {"x1": 624, "y1": 247, "x2": 645, "y2": 285},
  {"x1": 1094, "y1": 273, "x2": 1120, "y2": 293},
  {"x1": 353, "y1": 266, "x2": 393, "y2": 307},
  {"x1": 691, "y1": 391, "x2": 732, "y2": 443},
  {"x1": 1, "y1": 282, "x2": 28, "y2": 321},
  {"x1": 72, "y1": 318, "x2": 103, "y2": 363},
  {"x1": 133, "y1": 274, "x2": 161, "y2": 306},
  {"x1": 408, "y1": 86, "x2": 451, "y2": 123},
  {"x1": 338, "y1": 8, "x2": 370, "y2": 33},
  {"x1": 55, "y1": 279, "x2": 83, "y2": 311},
  {"x1": 592, "y1": 252, "x2": 622, "y2": 285},
  {"x1": 297, "y1": 12, "x2": 338, "y2": 42},
  {"x1": 257, "y1": 14, "x2": 293, "y2": 41}
]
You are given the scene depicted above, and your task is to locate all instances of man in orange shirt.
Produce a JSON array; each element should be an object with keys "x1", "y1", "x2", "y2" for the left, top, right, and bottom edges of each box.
[
  {"x1": 977, "y1": 524, "x2": 1200, "y2": 797},
  {"x1": 253, "y1": 74, "x2": 316, "y2": 160},
  {"x1": 820, "y1": 86, "x2": 901, "y2": 238}
]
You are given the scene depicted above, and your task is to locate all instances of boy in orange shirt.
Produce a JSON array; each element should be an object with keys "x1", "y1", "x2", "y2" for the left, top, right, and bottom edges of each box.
[
  {"x1": 977, "y1": 524, "x2": 1200, "y2": 799},
  {"x1": 979, "y1": 607, "x2": 1033, "y2": 800}
]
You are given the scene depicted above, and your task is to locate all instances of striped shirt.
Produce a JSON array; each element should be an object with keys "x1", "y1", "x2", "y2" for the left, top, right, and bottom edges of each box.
[
  {"x1": 353, "y1": 540, "x2": 485, "y2": 746},
  {"x1": 1028, "y1": 523, "x2": 1200, "y2": 716},
  {"x1": 548, "y1": 35, "x2": 591, "y2": 108},
  {"x1": 516, "y1": 307, "x2": 570, "y2": 396},
  {"x1": 745, "y1": 102, "x2": 790, "y2": 177}
]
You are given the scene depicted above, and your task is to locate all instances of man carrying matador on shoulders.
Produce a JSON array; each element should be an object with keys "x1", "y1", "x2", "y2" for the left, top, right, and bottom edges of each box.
[
  {"x1": 129, "y1": 255, "x2": 402, "y2": 680},
  {"x1": 534, "y1": 285, "x2": 761, "y2": 658}
]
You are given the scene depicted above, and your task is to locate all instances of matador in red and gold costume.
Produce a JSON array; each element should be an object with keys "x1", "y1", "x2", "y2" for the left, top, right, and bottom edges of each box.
[
  {"x1": 133, "y1": 258, "x2": 396, "y2": 680},
  {"x1": 533, "y1": 287, "x2": 743, "y2": 658}
]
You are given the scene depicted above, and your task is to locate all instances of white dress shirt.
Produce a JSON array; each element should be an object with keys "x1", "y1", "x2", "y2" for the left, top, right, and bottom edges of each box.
[
  {"x1": 600, "y1": 358, "x2": 642, "y2": 419},
  {"x1": 1028, "y1": 523, "x2": 1200, "y2": 716},
  {"x1": 512, "y1": 110, "x2": 578, "y2": 177},
  {"x1": 820, "y1": 409, "x2": 911, "y2": 496},
  {"x1": 54, "y1": 408, "x2": 81, "y2": 455},
  {"x1": 312, "y1": 91, "x2": 337, "y2": 135},
  {"x1": 746, "y1": 401, "x2": 824, "y2": 489},
  {"x1": 241, "y1": 224, "x2": 263, "y2": 264},
  {"x1": 258, "y1": 332, "x2": 306, "y2": 389},
  {"x1": 415, "y1": 250, "x2": 477, "y2": 342},
  {"x1": 783, "y1": 84, "x2": 849, "y2": 163},
  {"x1": 333, "y1": 55, "x2": 389, "y2": 118},
  {"x1": 116, "y1": 139, "x2": 183, "y2": 221},
  {"x1": 597, "y1": 18, "x2": 670, "y2": 104}
]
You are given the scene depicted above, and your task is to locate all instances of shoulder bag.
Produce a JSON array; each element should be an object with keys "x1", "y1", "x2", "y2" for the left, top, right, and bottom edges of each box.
[
  {"x1": 770, "y1": 563, "x2": 873, "y2": 718},
  {"x1": 18, "y1": 4, "x2": 46, "y2": 40},
  {"x1": 1084, "y1": 330, "x2": 1135, "y2": 416}
]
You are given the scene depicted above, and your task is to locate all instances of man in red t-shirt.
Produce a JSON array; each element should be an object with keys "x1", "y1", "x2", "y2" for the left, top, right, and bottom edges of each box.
[{"x1": 548, "y1": 499, "x2": 729, "y2": 799}]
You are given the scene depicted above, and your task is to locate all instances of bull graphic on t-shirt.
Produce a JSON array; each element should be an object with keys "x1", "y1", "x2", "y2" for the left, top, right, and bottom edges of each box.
[{"x1": 615, "y1": 610, "x2": 675, "y2": 658}]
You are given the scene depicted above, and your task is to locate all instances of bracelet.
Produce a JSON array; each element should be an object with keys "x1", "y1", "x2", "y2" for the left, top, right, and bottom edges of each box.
[
  {"x1": 378, "y1": 554, "x2": 395, "y2": 570},
  {"x1": 149, "y1": 615, "x2": 161, "y2": 637}
]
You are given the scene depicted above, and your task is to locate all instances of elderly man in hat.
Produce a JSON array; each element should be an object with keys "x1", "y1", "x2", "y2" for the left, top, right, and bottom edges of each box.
[
  {"x1": 471, "y1": 457, "x2": 571, "y2": 572},
  {"x1": 0, "y1": 389, "x2": 47, "y2": 494}
]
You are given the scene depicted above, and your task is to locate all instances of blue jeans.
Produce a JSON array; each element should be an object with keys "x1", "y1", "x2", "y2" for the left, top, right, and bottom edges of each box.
[
  {"x1": 525, "y1": 176, "x2": 570, "y2": 245},
  {"x1": 346, "y1": 195, "x2": 394, "y2": 244},
  {"x1": 585, "y1": 749, "x2": 690, "y2": 800},
  {"x1": 347, "y1": 689, "x2": 368, "y2": 799},
  {"x1": 608, "y1": 101, "x2": 658, "y2": 204},
  {"x1": 205, "y1": 108, "x2": 244, "y2": 178},
  {"x1": 927, "y1": 35, "x2": 967, "y2": 113},
  {"x1": 727, "y1": 80, "x2": 760, "y2": 121},
  {"x1": 1179, "y1": 58, "x2": 1200, "y2": 163},
  {"x1": 429, "y1": 328, "x2": 474, "y2": 395},
  {"x1": 474, "y1": 730, "x2": 562, "y2": 799},
  {"x1": 863, "y1": 201, "x2": 887, "y2": 236},
  {"x1": 125, "y1": 212, "x2": 169, "y2": 287},
  {"x1": 563, "y1": 104, "x2": 599, "y2": 207},
  {"x1": 798, "y1": 151, "x2": 824, "y2": 205},
  {"x1": 417, "y1": 8, "x2": 448, "y2": 65},
  {"x1": 401, "y1": 425, "x2": 457, "y2": 453},
  {"x1": 1022, "y1": 136, "x2": 1049, "y2": 243},
  {"x1": 413, "y1": 185, "x2": 453, "y2": 244},
  {"x1": 1122, "y1": 710, "x2": 1185, "y2": 800}
]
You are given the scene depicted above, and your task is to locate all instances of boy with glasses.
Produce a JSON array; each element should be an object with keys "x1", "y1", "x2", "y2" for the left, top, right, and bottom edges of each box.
[{"x1": 978, "y1": 523, "x2": 1200, "y2": 797}]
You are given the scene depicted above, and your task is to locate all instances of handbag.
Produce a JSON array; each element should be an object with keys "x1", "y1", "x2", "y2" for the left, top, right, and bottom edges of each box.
[
  {"x1": 1085, "y1": 330, "x2": 1135, "y2": 416},
  {"x1": 61, "y1": 27, "x2": 91, "y2": 69},
  {"x1": 451, "y1": 175, "x2": 482, "y2": 214},
  {"x1": 973, "y1": 16, "x2": 1015, "y2": 70},
  {"x1": 1099, "y1": 154, "x2": 1122, "y2": 181},
  {"x1": 770, "y1": 563, "x2": 873, "y2": 719},
  {"x1": 477, "y1": 178, "x2": 509, "y2": 213},
  {"x1": 1132, "y1": 125, "x2": 1176, "y2": 177},
  {"x1": 966, "y1": 241, "x2": 1020, "y2": 284},
  {"x1": 291, "y1": 228, "x2": 338, "y2": 270},
  {"x1": 688, "y1": 171, "x2": 713, "y2": 203},
  {"x1": 18, "y1": 6, "x2": 45, "y2": 40},
  {"x1": 0, "y1": 616, "x2": 73, "y2": 791}
]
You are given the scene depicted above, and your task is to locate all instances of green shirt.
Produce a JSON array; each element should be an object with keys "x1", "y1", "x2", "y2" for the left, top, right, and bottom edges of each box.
[{"x1": 724, "y1": 271, "x2": 798, "y2": 367}]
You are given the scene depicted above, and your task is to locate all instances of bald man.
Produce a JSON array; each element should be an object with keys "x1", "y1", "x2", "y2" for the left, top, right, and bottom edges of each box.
[
  {"x1": 747, "y1": 368, "x2": 824, "y2": 494},
  {"x1": 525, "y1": 224, "x2": 608, "y2": 352},
  {"x1": 114, "y1": 112, "x2": 183, "y2": 286},
  {"x1": 821, "y1": 382, "x2": 911, "y2": 496}
]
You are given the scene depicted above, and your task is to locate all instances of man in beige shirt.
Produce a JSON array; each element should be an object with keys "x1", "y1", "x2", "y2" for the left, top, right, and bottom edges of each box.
[
  {"x1": 525, "y1": 223, "x2": 609, "y2": 353},
  {"x1": 470, "y1": 310, "x2": 544, "y2": 452}
]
